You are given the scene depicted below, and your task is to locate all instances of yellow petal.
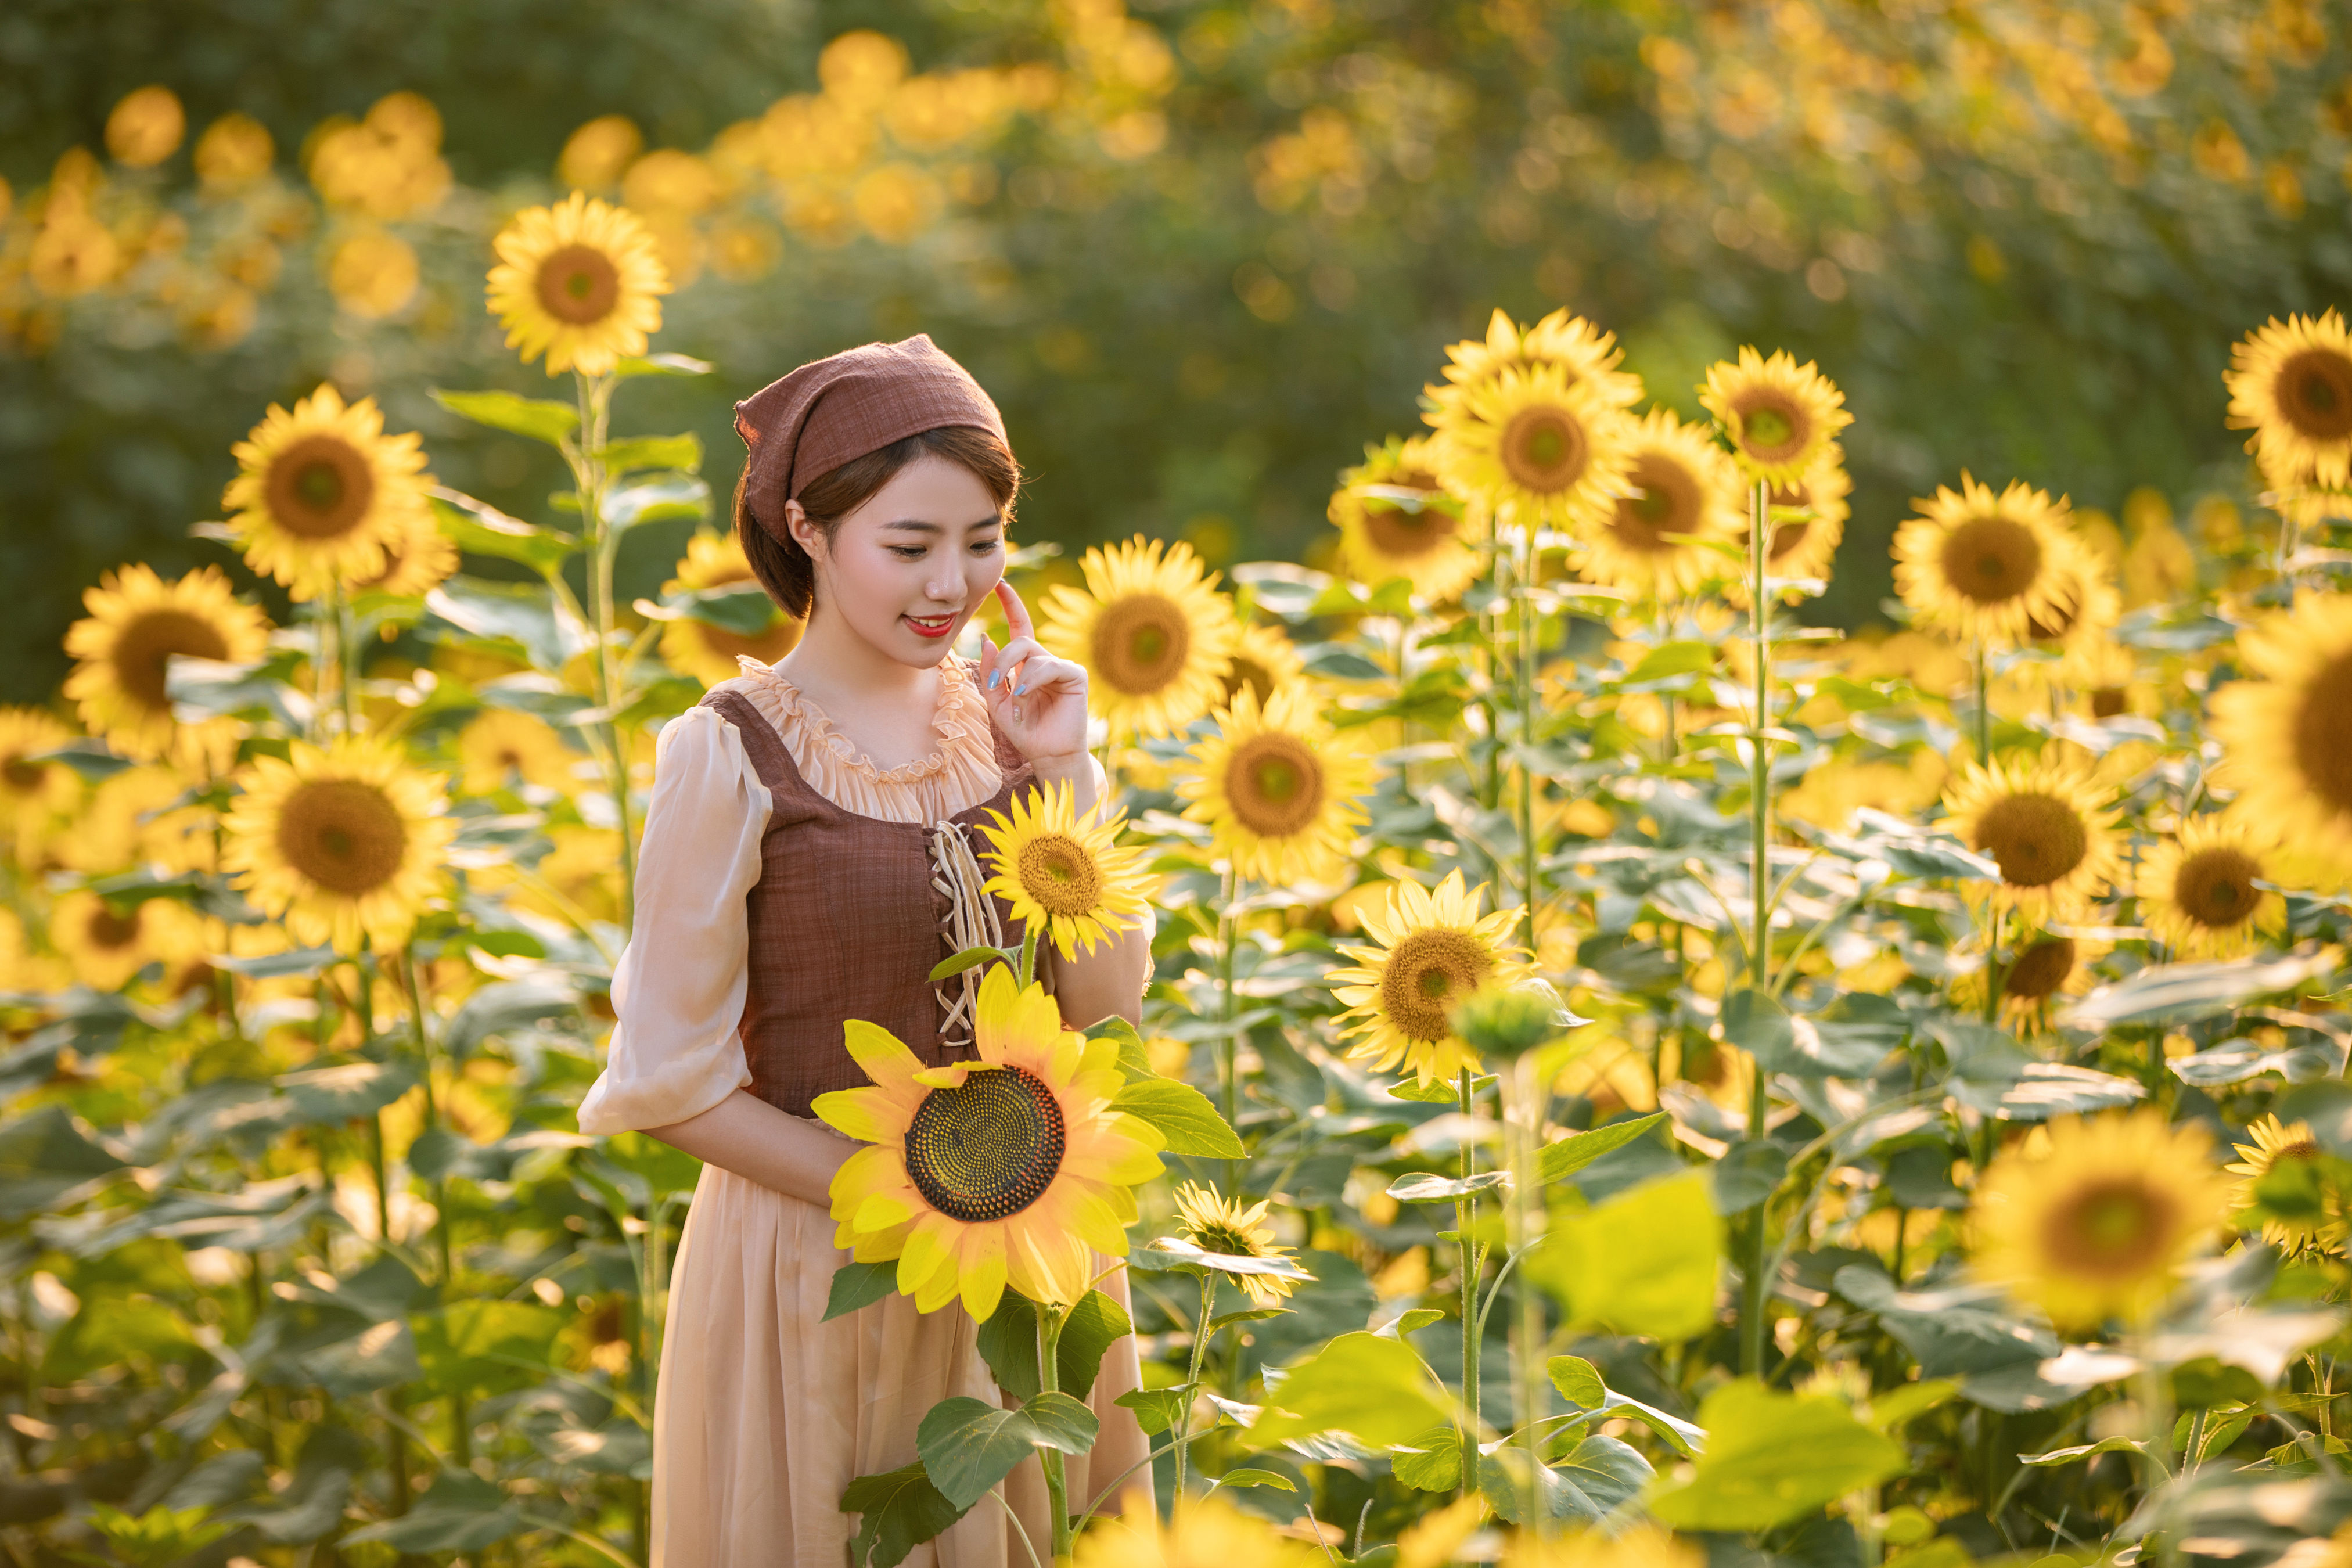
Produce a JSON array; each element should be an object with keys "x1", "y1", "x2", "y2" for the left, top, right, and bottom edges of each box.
[
  {"x1": 912, "y1": 1063, "x2": 975, "y2": 1089},
  {"x1": 811, "y1": 1087, "x2": 901, "y2": 1145},
  {"x1": 958, "y1": 1225, "x2": 1008, "y2": 1321},
  {"x1": 897, "y1": 1213, "x2": 956, "y2": 1297},
  {"x1": 854, "y1": 1191, "x2": 917, "y2": 1233}
]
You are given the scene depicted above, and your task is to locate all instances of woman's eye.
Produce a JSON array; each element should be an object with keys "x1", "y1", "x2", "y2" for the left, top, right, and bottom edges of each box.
[
  {"x1": 970, "y1": 538, "x2": 1002, "y2": 556},
  {"x1": 889, "y1": 545, "x2": 927, "y2": 560}
]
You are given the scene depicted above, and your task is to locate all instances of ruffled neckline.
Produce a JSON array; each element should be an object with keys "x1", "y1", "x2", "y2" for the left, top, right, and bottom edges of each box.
[{"x1": 714, "y1": 656, "x2": 1003, "y2": 826}]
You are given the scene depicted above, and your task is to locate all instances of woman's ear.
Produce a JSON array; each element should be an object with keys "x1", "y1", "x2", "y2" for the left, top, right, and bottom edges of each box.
[{"x1": 784, "y1": 498, "x2": 821, "y2": 557}]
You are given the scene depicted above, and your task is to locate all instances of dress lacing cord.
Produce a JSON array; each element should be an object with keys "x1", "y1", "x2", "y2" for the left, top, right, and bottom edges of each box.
[{"x1": 929, "y1": 821, "x2": 1005, "y2": 1053}]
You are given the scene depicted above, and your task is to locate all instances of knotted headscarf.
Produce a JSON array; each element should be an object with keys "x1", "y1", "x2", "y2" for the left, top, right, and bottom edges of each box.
[{"x1": 733, "y1": 334, "x2": 1008, "y2": 540}]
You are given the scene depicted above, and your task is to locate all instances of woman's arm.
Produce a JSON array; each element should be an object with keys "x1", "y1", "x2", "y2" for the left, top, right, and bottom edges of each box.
[{"x1": 645, "y1": 1091, "x2": 851, "y2": 1208}]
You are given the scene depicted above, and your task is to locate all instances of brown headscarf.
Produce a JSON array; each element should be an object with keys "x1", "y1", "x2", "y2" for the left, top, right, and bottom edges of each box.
[{"x1": 732, "y1": 333, "x2": 1007, "y2": 542}]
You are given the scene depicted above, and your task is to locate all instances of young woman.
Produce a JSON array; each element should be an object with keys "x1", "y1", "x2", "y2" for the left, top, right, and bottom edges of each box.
[{"x1": 577, "y1": 335, "x2": 1153, "y2": 1567}]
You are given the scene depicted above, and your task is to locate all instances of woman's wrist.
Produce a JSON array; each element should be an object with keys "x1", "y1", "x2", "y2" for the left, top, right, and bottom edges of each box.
[{"x1": 1028, "y1": 750, "x2": 1091, "y2": 783}]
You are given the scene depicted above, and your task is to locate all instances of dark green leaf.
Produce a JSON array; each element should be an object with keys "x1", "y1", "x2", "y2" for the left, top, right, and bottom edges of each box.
[
  {"x1": 614, "y1": 353, "x2": 715, "y2": 379},
  {"x1": 2060, "y1": 954, "x2": 2338, "y2": 1030},
  {"x1": 603, "y1": 472, "x2": 709, "y2": 531},
  {"x1": 916, "y1": 1391, "x2": 1099, "y2": 1509},
  {"x1": 432, "y1": 388, "x2": 579, "y2": 445},
  {"x1": 1711, "y1": 1139, "x2": 1790, "y2": 1213},
  {"x1": 1547, "y1": 1355, "x2": 1605, "y2": 1408},
  {"x1": 1115, "y1": 1387, "x2": 1190, "y2": 1437},
  {"x1": 1535, "y1": 1113, "x2": 1667, "y2": 1184},
  {"x1": 430, "y1": 491, "x2": 580, "y2": 575},
  {"x1": 976, "y1": 1289, "x2": 1132, "y2": 1402},
  {"x1": 1648, "y1": 1379, "x2": 1906, "y2": 1531},
  {"x1": 842, "y1": 1462, "x2": 966, "y2": 1568},
  {"x1": 425, "y1": 577, "x2": 592, "y2": 673},
  {"x1": 825, "y1": 1260, "x2": 900, "y2": 1322},
  {"x1": 275, "y1": 1060, "x2": 417, "y2": 1124},
  {"x1": 444, "y1": 974, "x2": 581, "y2": 1058},
  {"x1": 343, "y1": 1470, "x2": 524, "y2": 1552},
  {"x1": 1113, "y1": 1077, "x2": 1245, "y2": 1158},
  {"x1": 929, "y1": 945, "x2": 1008, "y2": 984},
  {"x1": 600, "y1": 432, "x2": 703, "y2": 473}
]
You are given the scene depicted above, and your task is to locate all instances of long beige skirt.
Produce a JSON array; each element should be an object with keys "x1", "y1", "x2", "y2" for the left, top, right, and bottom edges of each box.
[{"x1": 652, "y1": 1164, "x2": 1152, "y2": 1568}]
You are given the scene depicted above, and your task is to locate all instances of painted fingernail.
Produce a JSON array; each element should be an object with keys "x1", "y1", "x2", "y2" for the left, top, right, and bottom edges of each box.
[
  {"x1": 1015, "y1": 683, "x2": 1027, "y2": 696},
  {"x1": 987, "y1": 670, "x2": 999, "y2": 690}
]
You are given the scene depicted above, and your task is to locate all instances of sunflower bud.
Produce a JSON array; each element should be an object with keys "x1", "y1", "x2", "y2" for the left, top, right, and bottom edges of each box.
[{"x1": 1447, "y1": 981, "x2": 1570, "y2": 1059}]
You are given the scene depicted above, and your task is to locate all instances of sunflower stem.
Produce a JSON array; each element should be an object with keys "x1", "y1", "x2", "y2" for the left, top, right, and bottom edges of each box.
[
  {"x1": 1517, "y1": 506, "x2": 1540, "y2": 954},
  {"x1": 1973, "y1": 642, "x2": 1991, "y2": 766},
  {"x1": 1218, "y1": 867, "x2": 1241, "y2": 1191},
  {"x1": 1506, "y1": 1053, "x2": 1548, "y2": 1535},
  {"x1": 573, "y1": 369, "x2": 637, "y2": 933},
  {"x1": 1456, "y1": 1065, "x2": 1481, "y2": 1499},
  {"x1": 1038, "y1": 1304, "x2": 1072, "y2": 1559},
  {"x1": 1018, "y1": 923, "x2": 1041, "y2": 988},
  {"x1": 1740, "y1": 478, "x2": 1775, "y2": 1379},
  {"x1": 1174, "y1": 1273, "x2": 1215, "y2": 1498}
]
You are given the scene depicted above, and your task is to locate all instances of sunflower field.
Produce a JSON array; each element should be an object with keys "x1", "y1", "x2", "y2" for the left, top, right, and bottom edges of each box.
[{"x1": 12, "y1": 69, "x2": 2352, "y2": 1568}]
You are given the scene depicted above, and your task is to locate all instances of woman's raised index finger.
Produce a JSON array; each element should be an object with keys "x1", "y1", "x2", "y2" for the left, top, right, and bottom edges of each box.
[{"x1": 992, "y1": 578, "x2": 1035, "y2": 642}]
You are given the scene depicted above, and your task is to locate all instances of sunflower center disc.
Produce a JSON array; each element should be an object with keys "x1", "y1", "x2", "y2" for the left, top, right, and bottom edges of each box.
[
  {"x1": 2292, "y1": 652, "x2": 2352, "y2": 817},
  {"x1": 114, "y1": 610, "x2": 233, "y2": 713},
  {"x1": 1609, "y1": 454, "x2": 1698, "y2": 553},
  {"x1": 2002, "y1": 937, "x2": 2076, "y2": 1001},
  {"x1": 2283, "y1": 348, "x2": 2352, "y2": 440},
  {"x1": 1501, "y1": 407, "x2": 1588, "y2": 495},
  {"x1": 1092, "y1": 594, "x2": 1191, "y2": 695},
  {"x1": 1225, "y1": 657, "x2": 1275, "y2": 706},
  {"x1": 1940, "y1": 515, "x2": 2044, "y2": 606},
  {"x1": 1017, "y1": 832, "x2": 1103, "y2": 918},
  {"x1": 2176, "y1": 846, "x2": 2262, "y2": 928},
  {"x1": 264, "y1": 434, "x2": 378, "y2": 540},
  {"x1": 1738, "y1": 400, "x2": 1801, "y2": 459},
  {"x1": 87, "y1": 904, "x2": 142, "y2": 952},
  {"x1": 2091, "y1": 688, "x2": 2128, "y2": 718},
  {"x1": 1378, "y1": 929, "x2": 1495, "y2": 1042},
  {"x1": 904, "y1": 1066, "x2": 1067, "y2": 1223},
  {"x1": 535, "y1": 244, "x2": 623, "y2": 325},
  {"x1": 276, "y1": 778, "x2": 409, "y2": 896},
  {"x1": 4, "y1": 757, "x2": 45, "y2": 792},
  {"x1": 1973, "y1": 792, "x2": 2090, "y2": 887},
  {"x1": 1361, "y1": 470, "x2": 1454, "y2": 559},
  {"x1": 1228, "y1": 733, "x2": 1326, "y2": 837},
  {"x1": 2042, "y1": 1179, "x2": 2175, "y2": 1279}
]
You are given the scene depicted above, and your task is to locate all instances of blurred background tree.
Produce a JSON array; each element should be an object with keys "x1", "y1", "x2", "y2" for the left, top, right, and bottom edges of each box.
[{"x1": 1, "y1": 0, "x2": 2345, "y2": 702}]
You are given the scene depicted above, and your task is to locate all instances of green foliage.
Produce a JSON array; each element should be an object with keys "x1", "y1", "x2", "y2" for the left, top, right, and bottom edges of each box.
[
  {"x1": 1525, "y1": 1171, "x2": 1722, "y2": 1341},
  {"x1": 1646, "y1": 1380, "x2": 1908, "y2": 1531}
]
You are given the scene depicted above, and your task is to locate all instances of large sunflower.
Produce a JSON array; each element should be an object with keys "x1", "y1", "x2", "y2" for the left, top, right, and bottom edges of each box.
[
  {"x1": 351, "y1": 504, "x2": 459, "y2": 598},
  {"x1": 1699, "y1": 347, "x2": 1852, "y2": 484},
  {"x1": 2139, "y1": 815, "x2": 2281, "y2": 959},
  {"x1": 1326, "y1": 434, "x2": 1485, "y2": 601},
  {"x1": 816, "y1": 965, "x2": 1166, "y2": 1317},
  {"x1": 1941, "y1": 757, "x2": 2123, "y2": 921},
  {"x1": 0, "y1": 708, "x2": 79, "y2": 857},
  {"x1": 48, "y1": 889, "x2": 206, "y2": 993},
  {"x1": 1973, "y1": 1110, "x2": 2231, "y2": 1329},
  {"x1": 1329, "y1": 871, "x2": 1530, "y2": 1087},
  {"x1": 1171, "y1": 1180, "x2": 1303, "y2": 1308},
  {"x1": 222, "y1": 737, "x2": 455, "y2": 951},
  {"x1": 1892, "y1": 476, "x2": 2084, "y2": 646},
  {"x1": 2226, "y1": 311, "x2": 2352, "y2": 489},
  {"x1": 1426, "y1": 307, "x2": 1646, "y2": 416},
  {"x1": 1071, "y1": 1488, "x2": 1323, "y2": 1568},
  {"x1": 1178, "y1": 684, "x2": 1372, "y2": 884},
  {"x1": 62, "y1": 564, "x2": 271, "y2": 768},
  {"x1": 1434, "y1": 363, "x2": 1634, "y2": 530},
  {"x1": 2226, "y1": 1115, "x2": 2345, "y2": 1254},
  {"x1": 977, "y1": 778, "x2": 1155, "y2": 960},
  {"x1": 221, "y1": 383, "x2": 433, "y2": 600},
  {"x1": 2211, "y1": 594, "x2": 2352, "y2": 876},
  {"x1": 1039, "y1": 537, "x2": 1239, "y2": 738},
  {"x1": 1222, "y1": 621, "x2": 1306, "y2": 707},
  {"x1": 659, "y1": 530, "x2": 803, "y2": 686},
  {"x1": 485, "y1": 190, "x2": 671, "y2": 376},
  {"x1": 1576, "y1": 408, "x2": 1742, "y2": 600}
]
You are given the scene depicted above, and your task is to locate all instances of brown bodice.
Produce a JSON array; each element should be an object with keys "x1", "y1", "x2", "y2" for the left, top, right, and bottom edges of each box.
[{"x1": 699, "y1": 678, "x2": 1036, "y2": 1117}]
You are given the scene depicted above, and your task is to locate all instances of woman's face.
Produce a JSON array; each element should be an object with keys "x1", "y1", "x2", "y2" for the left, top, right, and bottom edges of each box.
[{"x1": 793, "y1": 454, "x2": 1006, "y2": 667}]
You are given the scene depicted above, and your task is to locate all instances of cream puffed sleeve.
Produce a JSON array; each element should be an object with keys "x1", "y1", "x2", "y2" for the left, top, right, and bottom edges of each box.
[{"x1": 576, "y1": 706, "x2": 771, "y2": 1135}]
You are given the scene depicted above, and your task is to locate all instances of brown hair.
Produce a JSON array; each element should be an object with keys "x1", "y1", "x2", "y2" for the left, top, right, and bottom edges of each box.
[{"x1": 735, "y1": 425, "x2": 1020, "y2": 620}]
